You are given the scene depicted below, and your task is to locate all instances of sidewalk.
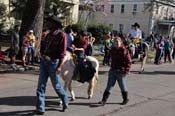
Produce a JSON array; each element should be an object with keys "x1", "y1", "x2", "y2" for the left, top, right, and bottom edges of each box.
[
  {"x1": 0, "y1": 63, "x2": 39, "y2": 73},
  {"x1": 0, "y1": 57, "x2": 40, "y2": 73}
]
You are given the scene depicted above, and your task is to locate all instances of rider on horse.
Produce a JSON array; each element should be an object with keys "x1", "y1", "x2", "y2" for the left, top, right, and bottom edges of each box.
[
  {"x1": 128, "y1": 22, "x2": 143, "y2": 58},
  {"x1": 72, "y1": 31, "x2": 96, "y2": 83},
  {"x1": 128, "y1": 22, "x2": 142, "y2": 41},
  {"x1": 127, "y1": 23, "x2": 149, "y2": 73},
  {"x1": 72, "y1": 31, "x2": 88, "y2": 64}
]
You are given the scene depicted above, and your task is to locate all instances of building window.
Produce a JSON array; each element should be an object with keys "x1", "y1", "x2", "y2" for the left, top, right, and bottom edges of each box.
[
  {"x1": 109, "y1": 24, "x2": 113, "y2": 28},
  {"x1": 133, "y1": 4, "x2": 137, "y2": 15},
  {"x1": 119, "y1": 24, "x2": 124, "y2": 32},
  {"x1": 110, "y1": 4, "x2": 114, "y2": 13},
  {"x1": 121, "y1": 4, "x2": 125, "y2": 14}
]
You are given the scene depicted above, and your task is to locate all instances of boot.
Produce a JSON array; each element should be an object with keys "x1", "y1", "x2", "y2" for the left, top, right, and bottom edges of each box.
[
  {"x1": 98, "y1": 91, "x2": 110, "y2": 105},
  {"x1": 121, "y1": 91, "x2": 129, "y2": 105}
]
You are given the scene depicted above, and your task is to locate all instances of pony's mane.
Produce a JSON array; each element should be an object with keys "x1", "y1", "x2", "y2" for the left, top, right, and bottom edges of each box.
[{"x1": 63, "y1": 51, "x2": 73, "y2": 63}]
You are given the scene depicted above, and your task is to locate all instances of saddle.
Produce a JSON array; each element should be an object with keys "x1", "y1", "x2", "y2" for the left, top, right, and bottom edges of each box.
[
  {"x1": 71, "y1": 53, "x2": 78, "y2": 65},
  {"x1": 133, "y1": 38, "x2": 141, "y2": 44},
  {"x1": 72, "y1": 53, "x2": 96, "y2": 83}
]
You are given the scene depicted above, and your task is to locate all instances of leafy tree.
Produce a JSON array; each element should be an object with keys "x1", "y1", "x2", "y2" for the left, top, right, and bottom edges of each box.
[
  {"x1": 87, "y1": 23, "x2": 112, "y2": 44},
  {"x1": 10, "y1": 0, "x2": 75, "y2": 24},
  {"x1": 45, "y1": 0, "x2": 75, "y2": 25},
  {"x1": 0, "y1": 3, "x2": 7, "y2": 17},
  {"x1": 11, "y1": 0, "x2": 76, "y2": 58},
  {"x1": 10, "y1": 0, "x2": 27, "y2": 19},
  {"x1": 20, "y1": 0, "x2": 46, "y2": 57},
  {"x1": 71, "y1": 21, "x2": 86, "y2": 34},
  {"x1": 70, "y1": 21, "x2": 112, "y2": 44},
  {"x1": 45, "y1": 0, "x2": 71, "y2": 16},
  {"x1": 0, "y1": 3, "x2": 7, "y2": 31}
]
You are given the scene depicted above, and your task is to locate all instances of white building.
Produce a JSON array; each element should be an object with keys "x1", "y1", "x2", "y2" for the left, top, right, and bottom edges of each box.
[
  {"x1": 79, "y1": 0, "x2": 175, "y2": 37},
  {"x1": 61, "y1": 0, "x2": 79, "y2": 24}
]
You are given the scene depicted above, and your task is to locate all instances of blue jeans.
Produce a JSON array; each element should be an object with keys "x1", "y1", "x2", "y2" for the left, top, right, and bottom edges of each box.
[
  {"x1": 27, "y1": 46, "x2": 35, "y2": 64},
  {"x1": 103, "y1": 49, "x2": 111, "y2": 65},
  {"x1": 36, "y1": 59, "x2": 68, "y2": 112},
  {"x1": 154, "y1": 48, "x2": 163, "y2": 64},
  {"x1": 75, "y1": 51, "x2": 85, "y2": 69},
  {"x1": 105, "y1": 69, "x2": 128, "y2": 92}
]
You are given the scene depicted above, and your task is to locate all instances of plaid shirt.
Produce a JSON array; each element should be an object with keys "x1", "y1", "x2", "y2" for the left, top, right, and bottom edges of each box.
[
  {"x1": 40, "y1": 31, "x2": 67, "y2": 68},
  {"x1": 110, "y1": 46, "x2": 132, "y2": 74}
]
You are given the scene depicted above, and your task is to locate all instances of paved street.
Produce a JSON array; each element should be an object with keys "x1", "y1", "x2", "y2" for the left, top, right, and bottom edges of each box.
[{"x1": 0, "y1": 62, "x2": 175, "y2": 116}]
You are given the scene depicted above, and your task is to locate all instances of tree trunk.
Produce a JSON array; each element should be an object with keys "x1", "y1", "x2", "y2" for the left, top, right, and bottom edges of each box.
[{"x1": 20, "y1": 0, "x2": 46, "y2": 57}]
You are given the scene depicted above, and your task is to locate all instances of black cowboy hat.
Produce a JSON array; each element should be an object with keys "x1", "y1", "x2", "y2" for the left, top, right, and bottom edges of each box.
[
  {"x1": 133, "y1": 22, "x2": 140, "y2": 28},
  {"x1": 45, "y1": 16, "x2": 63, "y2": 29}
]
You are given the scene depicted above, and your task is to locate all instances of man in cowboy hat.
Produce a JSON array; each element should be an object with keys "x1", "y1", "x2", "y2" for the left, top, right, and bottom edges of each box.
[
  {"x1": 36, "y1": 16, "x2": 68, "y2": 115},
  {"x1": 45, "y1": 16, "x2": 63, "y2": 29},
  {"x1": 131, "y1": 22, "x2": 142, "y2": 44},
  {"x1": 130, "y1": 22, "x2": 142, "y2": 43}
]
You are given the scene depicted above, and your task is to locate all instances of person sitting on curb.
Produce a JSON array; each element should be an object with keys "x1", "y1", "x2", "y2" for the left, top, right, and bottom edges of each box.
[{"x1": 0, "y1": 45, "x2": 6, "y2": 63}]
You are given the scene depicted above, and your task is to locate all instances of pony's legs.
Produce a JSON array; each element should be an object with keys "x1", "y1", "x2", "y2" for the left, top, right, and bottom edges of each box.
[
  {"x1": 63, "y1": 79, "x2": 75, "y2": 101},
  {"x1": 68, "y1": 81, "x2": 75, "y2": 101},
  {"x1": 63, "y1": 80, "x2": 69, "y2": 92},
  {"x1": 140, "y1": 55, "x2": 147, "y2": 73},
  {"x1": 88, "y1": 74, "x2": 98, "y2": 99}
]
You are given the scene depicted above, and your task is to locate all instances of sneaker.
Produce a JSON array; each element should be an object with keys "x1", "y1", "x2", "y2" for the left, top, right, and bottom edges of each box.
[
  {"x1": 62, "y1": 104, "x2": 68, "y2": 112},
  {"x1": 11, "y1": 64, "x2": 17, "y2": 70}
]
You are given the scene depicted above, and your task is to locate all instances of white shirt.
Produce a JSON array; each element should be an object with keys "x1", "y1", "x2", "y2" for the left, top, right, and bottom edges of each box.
[{"x1": 130, "y1": 29, "x2": 142, "y2": 39}]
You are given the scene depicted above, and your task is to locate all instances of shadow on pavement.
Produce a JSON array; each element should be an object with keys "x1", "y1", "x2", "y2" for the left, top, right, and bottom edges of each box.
[
  {"x1": 0, "y1": 96, "x2": 67, "y2": 106},
  {"x1": 0, "y1": 110, "x2": 35, "y2": 116},
  {"x1": 0, "y1": 95, "x2": 123, "y2": 115},
  {"x1": 98, "y1": 70, "x2": 108, "y2": 75},
  {"x1": 89, "y1": 102, "x2": 121, "y2": 108},
  {"x1": 0, "y1": 96, "x2": 35, "y2": 106},
  {"x1": 0, "y1": 96, "x2": 69, "y2": 115},
  {"x1": 75, "y1": 97, "x2": 90, "y2": 100},
  {"x1": 131, "y1": 70, "x2": 175, "y2": 75}
]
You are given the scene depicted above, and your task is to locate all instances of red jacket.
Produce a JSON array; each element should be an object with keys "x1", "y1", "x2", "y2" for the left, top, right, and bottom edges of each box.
[{"x1": 110, "y1": 46, "x2": 132, "y2": 74}]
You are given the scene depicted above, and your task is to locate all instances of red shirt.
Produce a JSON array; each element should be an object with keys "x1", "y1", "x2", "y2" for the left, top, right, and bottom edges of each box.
[
  {"x1": 72, "y1": 37, "x2": 88, "y2": 51},
  {"x1": 22, "y1": 36, "x2": 29, "y2": 47},
  {"x1": 110, "y1": 46, "x2": 132, "y2": 74},
  {"x1": 41, "y1": 31, "x2": 67, "y2": 69}
]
